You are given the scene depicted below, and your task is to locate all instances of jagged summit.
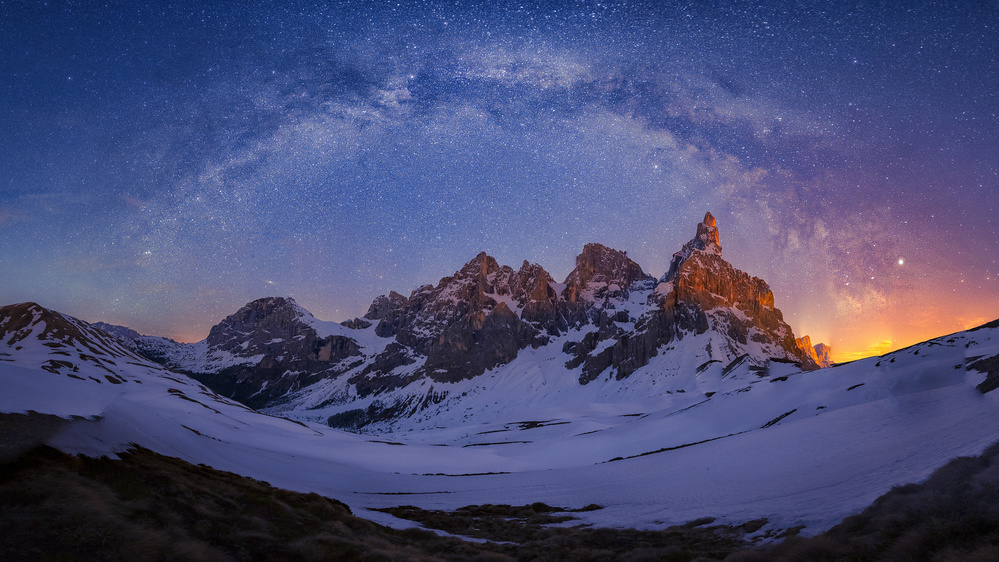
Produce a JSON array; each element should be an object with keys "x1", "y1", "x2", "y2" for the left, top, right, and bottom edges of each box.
[
  {"x1": 206, "y1": 296, "x2": 320, "y2": 354},
  {"x1": 663, "y1": 211, "x2": 722, "y2": 283},
  {"x1": 358, "y1": 251, "x2": 558, "y2": 384},
  {"x1": 652, "y1": 213, "x2": 818, "y2": 370},
  {"x1": 562, "y1": 243, "x2": 652, "y2": 303},
  {"x1": 97, "y1": 213, "x2": 824, "y2": 427},
  {"x1": 814, "y1": 342, "x2": 834, "y2": 368}
]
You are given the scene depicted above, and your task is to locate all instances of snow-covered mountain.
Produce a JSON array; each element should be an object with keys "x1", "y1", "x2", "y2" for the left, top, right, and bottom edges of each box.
[
  {"x1": 20, "y1": 212, "x2": 999, "y2": 535},
  {"x1": 3, "y1": 299, "x2": 999, "y2": 535},
  {"x1": 106, "y1": 213, "x2": 826, "y2": 429}
]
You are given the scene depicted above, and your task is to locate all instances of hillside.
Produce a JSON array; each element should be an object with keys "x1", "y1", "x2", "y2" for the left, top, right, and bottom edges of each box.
[{"x1": 2, "y1": 299, "x2": 998, "y2": 534}]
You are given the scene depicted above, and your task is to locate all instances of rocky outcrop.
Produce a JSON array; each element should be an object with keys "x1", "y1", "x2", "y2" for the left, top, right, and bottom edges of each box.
[
  {"x1": 662, "y1": 212, "x2": 721, "y2": 282},
  {"x1": 796, "y1": 337, "x2": 833, "y2": 369},
  {"x1": 359, "y1": 253, "x2": 556, "y2": 384},
  {"x1": 564, "y1": 212, "x2": 817, "y2": 382},
  {"x1": 562, "y1": 243, "x2": 651, "y2": 303},
  {"x1": 814, "y1": 343, "x2": 833, "y2": 368},
  {"x1": 796, "y1": 336, "x2": 820, "y2": 364}
]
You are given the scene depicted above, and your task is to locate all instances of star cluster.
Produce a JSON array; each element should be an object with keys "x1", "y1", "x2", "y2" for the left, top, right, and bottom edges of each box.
[{"x1": 2, "y1": 1, "x2": 997, "y2": 360}]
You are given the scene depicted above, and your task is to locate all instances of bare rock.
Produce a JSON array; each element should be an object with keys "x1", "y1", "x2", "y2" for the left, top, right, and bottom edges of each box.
[
  {"x1": 562, "y1": 243, "x2": 652, "y2": 303},
  {"x1": 813, "y1": 343, "x2": 833, "y2": 368}
]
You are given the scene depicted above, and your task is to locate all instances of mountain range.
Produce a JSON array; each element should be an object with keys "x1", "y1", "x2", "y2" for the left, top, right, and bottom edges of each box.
[
  {"x1": 3, "y1": 212, "x2": 999, "y2": 541},
  {"x1": 98, "y1": 213, "x2": 828, "y2": 430}
]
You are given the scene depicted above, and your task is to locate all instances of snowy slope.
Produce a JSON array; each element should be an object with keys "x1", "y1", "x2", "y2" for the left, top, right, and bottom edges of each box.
[
  {"x1": 266, "y1": 305, "x2": 811, "y2": 436},
  {"x1": 3, "y1": 301, "x2": 999, "y2": 535}
]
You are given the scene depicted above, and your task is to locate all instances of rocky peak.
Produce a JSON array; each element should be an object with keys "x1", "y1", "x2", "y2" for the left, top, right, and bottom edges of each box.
[
  {"x1": 1, "y1": 302, "x2": 86, "y2": 346},
  {"x1": 653, "y1": 213, "x2": 818, "y2": 369},
  {"x1": 463, "y1": 251, "x2": 500, "y2": 279},
  {"x1": 364, "y1": 291, "x2": 408, "y2": 322},
  {"x1": 430, "y1": 252, "x2": 506, "y2": 312},
  {"x1": 206, "y1": 296, "x2": 321, "y2": 358},
  {"x1": 513, "y1": 261, "x2": 558, "y2": 304},
  {"x1": 813, "y1": 343, "x2": 833, "y2": 368},
  {"x1": 187, "y1": 296, "x2": 363, "y2": 406},
  {"x1": 796, "y1": 335, "x2": 821, "y2": 366},
  {"x1": 663, "y1": 212, "x2": 722, "y2": 282},
  {"x1": 562, "y1": 243, "x2": 651, "y2": 303}
]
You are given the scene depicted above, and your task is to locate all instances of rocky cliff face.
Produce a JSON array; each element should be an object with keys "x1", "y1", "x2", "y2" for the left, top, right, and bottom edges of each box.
[
  {"x1": 206, "y1": 297, "x2": 360, "y2": 363},
  {"x1": 813, "y1": 343, "x2": 834, "y2": 368},
  {"x1": 562, "y1": 212, "x2": 818, "y2": 383},
  {"x1": 665, "y1": 214, "x2": 817, "y2": 369}
]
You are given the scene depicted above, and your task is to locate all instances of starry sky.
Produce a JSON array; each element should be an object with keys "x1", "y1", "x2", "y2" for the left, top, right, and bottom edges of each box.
[{"x1": 2, "y1": 1, "x2": 998, "y2": 361}]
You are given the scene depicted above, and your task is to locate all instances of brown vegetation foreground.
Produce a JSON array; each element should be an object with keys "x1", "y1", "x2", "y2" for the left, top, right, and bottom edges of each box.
[
  {"x1": 3, "y1": 413, "x2": 999, "y2": 560},
  {"x1": 731, "y1": 440, "x2": 999, "y2": 561},
  {"x1": 0, "y1": 442, "x2": 768, "y2": 561}
]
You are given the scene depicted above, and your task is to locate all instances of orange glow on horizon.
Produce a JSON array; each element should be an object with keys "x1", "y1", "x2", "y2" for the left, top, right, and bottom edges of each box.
[
  {"x1": 825, "y1": 315, "x2": 998, "y2": 365},
  {"x1": 166, "y1": 330, "x2": 207, "y2": 344},
  {"x1": 796, "y1": 272, "x2": 999, "y2": 366},
  {"x1": 833, "y1": 339, "x2": 894, "y2": 363}
]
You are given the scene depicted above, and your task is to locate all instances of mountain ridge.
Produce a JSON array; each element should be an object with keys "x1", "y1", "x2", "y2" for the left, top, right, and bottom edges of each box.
[{"x1": 94, "y1": 213, "x2": 826, "y2": 427}]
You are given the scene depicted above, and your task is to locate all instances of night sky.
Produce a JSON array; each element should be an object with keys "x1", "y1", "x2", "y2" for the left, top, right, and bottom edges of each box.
[{"x1": 2, "y1": 1, "x2": 998, "y2": 361}]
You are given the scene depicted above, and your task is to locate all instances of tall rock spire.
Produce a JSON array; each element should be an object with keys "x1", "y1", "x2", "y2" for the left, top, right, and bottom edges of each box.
[{"x1": 662, "y1": 211, "x2": 722, "y2": 283}]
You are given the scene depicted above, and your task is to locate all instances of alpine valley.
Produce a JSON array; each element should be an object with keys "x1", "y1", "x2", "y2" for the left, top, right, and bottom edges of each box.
[{"x1": 3, "y1": 213, "x2": 999, "y2": 544}]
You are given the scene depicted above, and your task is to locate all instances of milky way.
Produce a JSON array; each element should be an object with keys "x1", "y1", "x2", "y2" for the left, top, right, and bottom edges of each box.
[{"x1": 2, "y1": 1, "x2": 997, "y2": 360}]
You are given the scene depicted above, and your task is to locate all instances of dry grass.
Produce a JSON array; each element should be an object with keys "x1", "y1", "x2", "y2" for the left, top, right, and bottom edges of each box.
[
  {"x1": 732, "y1": 441, "x2": 999, "y2": 561},
  {"x1": 0, "y1": 444, "x2": 486, "y2": 561},
  {"x1": 377, "y1": 504, "x2": 767, "y2": 560},
  {"x1": 0, "y1": 442, "x2": 760, "y2": 561},
  {"x1": 6, "y1": 412, "x2": 999, "y2": 560}
]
